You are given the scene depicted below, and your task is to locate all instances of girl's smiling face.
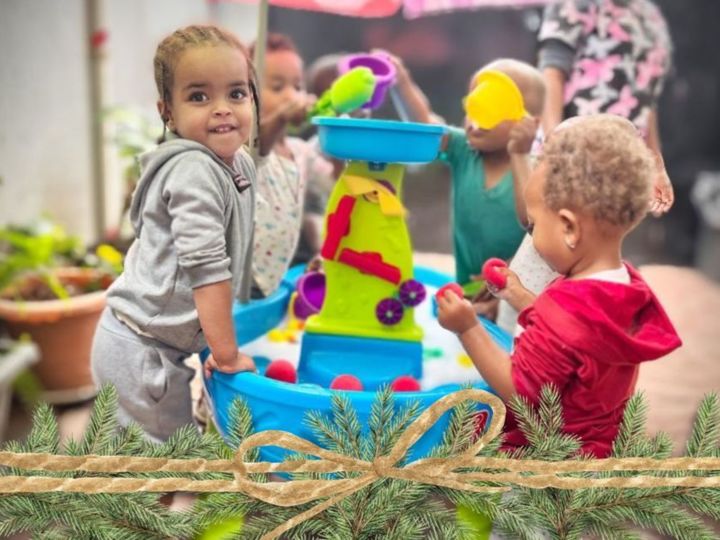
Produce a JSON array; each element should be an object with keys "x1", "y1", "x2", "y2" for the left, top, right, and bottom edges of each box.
[{"x1": 164, "y1": 44, "x2": 253, "y2": 165}]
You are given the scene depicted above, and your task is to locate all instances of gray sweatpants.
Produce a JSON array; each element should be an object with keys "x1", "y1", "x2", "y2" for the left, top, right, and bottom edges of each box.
[{"x1": 91, "y1": 307, "x2": 197, "y2": 442}]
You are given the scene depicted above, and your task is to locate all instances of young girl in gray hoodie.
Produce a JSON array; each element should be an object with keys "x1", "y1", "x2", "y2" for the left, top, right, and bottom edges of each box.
[{"x1": 91, "y1": 25, "x2": 258, "y2": 442}]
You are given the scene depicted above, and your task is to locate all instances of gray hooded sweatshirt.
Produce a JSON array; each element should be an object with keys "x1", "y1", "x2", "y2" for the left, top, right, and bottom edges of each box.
[{"x1": 107, "y1": 139, "x2": 255, "y2": 353}]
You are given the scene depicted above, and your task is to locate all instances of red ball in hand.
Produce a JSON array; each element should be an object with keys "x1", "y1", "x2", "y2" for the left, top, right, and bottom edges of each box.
[
  {"x1": 435, "y1": 282, "x2": 464, "y2": 301},
  {"x1": 390, "y1": 375, "x2": 421, "y2": 392},
  {"x1": 330, "y1": 374, "x2": 364, "y2": 391},
  {"x1": 265, "y1": 359, "x2": 297, "y2": 383},
  {"x1": 482, "y1": 257, "x2": 508, "y2": 289}
]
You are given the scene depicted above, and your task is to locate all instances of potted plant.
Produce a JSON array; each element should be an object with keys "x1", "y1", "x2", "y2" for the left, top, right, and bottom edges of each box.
[{"x1": 0, "y1": 220, "x2": 123, "y2": 403}]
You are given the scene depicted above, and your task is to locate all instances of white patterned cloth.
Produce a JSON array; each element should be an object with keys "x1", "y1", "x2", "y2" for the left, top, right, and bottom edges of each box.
[{"x1": 495, "y1": 233, "x2": 560, "y2": 335}]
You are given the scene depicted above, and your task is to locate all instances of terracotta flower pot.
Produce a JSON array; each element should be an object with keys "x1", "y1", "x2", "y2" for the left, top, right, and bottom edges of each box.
[{"x1": 0, "y1": 268, "x2": 113, "y2": 403}]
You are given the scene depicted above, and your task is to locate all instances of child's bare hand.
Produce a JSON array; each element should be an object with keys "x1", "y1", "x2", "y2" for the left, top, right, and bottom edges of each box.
[
  {"x1": 437, "y1": 290, "x2": 479, "y2": 335},
  {"x1": 306, "y1": 255, "x2": 323, "y2": 273},
  {"x1": 472, "y1": 289, "x2": 500, "y2": 320},
  {"x1": 204, "y1": 350, "x2": 256, "y2": 379},
  {"x1": 485, "y1": 267, "x2": 535, "y2": 312},
  {"x1": 372, "y1": 48, "x2": 411, "y2": 86},
  {"x1": 281, "y1": 94, "x2": 313, "y2": 125},
  {"x1": 507, "y1": 117, "x2": 539, "y2": 155},
  {"x1": 650, "y1": 152, "x2": 674, "y2": 216}
]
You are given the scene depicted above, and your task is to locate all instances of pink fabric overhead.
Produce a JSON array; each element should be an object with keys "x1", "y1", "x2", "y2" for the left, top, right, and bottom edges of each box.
[
  {"x1": 403, "y1": 0, "x2": 551, "y2": 19},
  {"x1": 224, "y1": 0, "x2": 402, "y2": 17}
]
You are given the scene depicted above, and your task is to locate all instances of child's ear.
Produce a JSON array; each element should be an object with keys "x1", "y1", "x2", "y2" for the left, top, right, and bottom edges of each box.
[
  {"x1": 558, "y1": 208, "x2": 581, "y2": 250},
  {"x1": 157, "y1": 100, "x2": 174, "y2": 129}
]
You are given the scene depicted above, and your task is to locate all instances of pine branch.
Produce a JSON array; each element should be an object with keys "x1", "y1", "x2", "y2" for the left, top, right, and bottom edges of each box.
[
  {"x1": 79, "y1": 385, "x2": 120, "y2": 455},
  {"x1": 686, "y1": 393, "x2": 720, "y2": 458}
]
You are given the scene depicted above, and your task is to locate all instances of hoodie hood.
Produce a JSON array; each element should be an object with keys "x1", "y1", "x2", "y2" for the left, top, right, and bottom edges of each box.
[
  {"x1": 528, "y1": 263, "x2": 682, "y2": 365},
  {"x1": 131, "y1": 139, "x2": 233, "y2": 234}
]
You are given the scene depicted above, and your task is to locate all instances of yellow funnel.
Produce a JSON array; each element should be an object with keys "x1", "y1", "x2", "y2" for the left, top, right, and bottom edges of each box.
[{"x1": 464, "y1": 70, "x2": 527, "y2": 130}]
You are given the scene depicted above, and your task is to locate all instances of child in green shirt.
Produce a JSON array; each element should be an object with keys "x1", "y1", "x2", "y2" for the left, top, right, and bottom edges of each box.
[{"x1": 389, "y1": 57, "x2": 545, "y2": 309}]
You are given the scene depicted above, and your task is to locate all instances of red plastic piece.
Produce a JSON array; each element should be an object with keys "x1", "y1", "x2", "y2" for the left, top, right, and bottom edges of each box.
[
  {"x1": 265, "y1": 359, "x2": 297, "y2": 384},
  {"x1": 337, "y1": 248, "x2": 402, "y2": 284},
  {"x1": 482, "y1": 258, "x2": 508, "y2": 289},
  {"x1": 435, "y1": 282, "x2": 464, "y2": 301},
  {"x1": 330, "y1": 374, "x2": 364, "y2": 391},
  {"x1": 321, "y1": 195, "x2": 356, "y2": 260},
  {"x1": 390, "y1": 375, "x2": 421, "y2": 392}
]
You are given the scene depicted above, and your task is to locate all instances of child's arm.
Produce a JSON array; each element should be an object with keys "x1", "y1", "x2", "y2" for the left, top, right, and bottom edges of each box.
[
  {"x1": 540, "y1": 66, "x2": 566, "y2": 136},
  {"x1": 194, "y1": 280, "x2": 255, "y2": 378},
  {"x1": 645, "y1": 107, "x2": 674, "y2": 216},
  {"x1": 382, "y1": 52, "x2": 450, "y2": 151},
  {"x1": 437, "y1": 291, "x2": 515, "y2": 401},
  {"x1": 507, "y1": 117, "x2": 539, "y2": 227}
]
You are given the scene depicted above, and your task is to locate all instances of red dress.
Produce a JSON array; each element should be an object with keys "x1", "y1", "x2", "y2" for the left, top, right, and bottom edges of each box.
[{"x1": 504, "y1": 263, "x2": 682, "y2": 457}]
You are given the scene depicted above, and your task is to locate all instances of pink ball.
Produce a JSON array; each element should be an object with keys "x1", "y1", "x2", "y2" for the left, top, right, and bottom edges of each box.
[
  {"x1": 390, "y1": 375, "x2": 421, "y2": 392},
  {"x1": 265, "y1": 359, "x2": 297, "y2": 383},
  {"x1": 330, "y1": 374, "x2": 364, "y2": 391}
]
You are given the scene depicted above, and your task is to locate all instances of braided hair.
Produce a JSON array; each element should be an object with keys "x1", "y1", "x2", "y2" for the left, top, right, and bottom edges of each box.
[{"x1": 153, "y1": 25, "x2": 260, "y2": 148}]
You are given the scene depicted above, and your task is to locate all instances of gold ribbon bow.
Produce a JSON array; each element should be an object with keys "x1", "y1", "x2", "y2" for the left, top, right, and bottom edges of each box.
[{"x1": 231, "y1": 388, "x2": 508, "y2": 538}]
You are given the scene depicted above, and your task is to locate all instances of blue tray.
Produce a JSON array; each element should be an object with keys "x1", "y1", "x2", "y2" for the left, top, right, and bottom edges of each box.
[{"x1": 313, "y1": 117, "x2": 446, "y2": 164}]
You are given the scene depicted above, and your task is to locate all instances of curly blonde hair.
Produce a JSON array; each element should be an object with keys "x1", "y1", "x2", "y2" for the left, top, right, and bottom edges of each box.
[{"x1": 540, "y1": 114, "x2": 655, "y2": 229}]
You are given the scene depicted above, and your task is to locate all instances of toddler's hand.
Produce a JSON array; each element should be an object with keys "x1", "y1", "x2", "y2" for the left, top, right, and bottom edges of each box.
[
  {"x1": 468, "y1": 285, "x2": 499, "y2": 321},
  {"x1": 204, "y1": 350, "x2": 256, "y2": 379},
  {"x1": 437, "y1": 289, "x2": 479, "y2": 335},
  {"x1": 372, "y1": 48, "x2": 411, "y2": 87},
  {"x1": 281, "y1": 94, "x2": 313, "y2": 125},
  {"x1": 485, "y1": 267, "x2": 536, "y2": 312},
  {"x1": 650, "y1": 151, "x2": 674, "y2": 216},
  {"x1": 507, "y1": 117, "x2": 539, "y2": 155},
  {"x1": 306, "y1": 255, "x2": 324, "y2": 273}
]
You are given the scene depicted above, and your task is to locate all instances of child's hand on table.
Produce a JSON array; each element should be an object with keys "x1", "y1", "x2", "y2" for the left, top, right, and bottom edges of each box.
[{"x1": 204, "y1": 350, "x2": 256, "y2": 379}]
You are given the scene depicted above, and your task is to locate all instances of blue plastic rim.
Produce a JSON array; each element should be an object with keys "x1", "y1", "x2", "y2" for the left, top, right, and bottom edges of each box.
[
  {"x1": 204, "y1": 264, "x2": 512, "y2": 462},
  {"x1": 312, "y1": 117, "x2": 446, "y2": 164}
]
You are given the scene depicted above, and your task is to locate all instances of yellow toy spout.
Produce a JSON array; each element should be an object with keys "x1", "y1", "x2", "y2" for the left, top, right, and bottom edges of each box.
[{"x1": 463, "y1": 70, "x2": 528, "y2": 130}]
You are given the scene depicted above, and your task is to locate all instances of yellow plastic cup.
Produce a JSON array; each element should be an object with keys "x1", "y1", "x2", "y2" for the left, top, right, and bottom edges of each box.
[{"x1": 463, "y1": 70, "x2": 528, "y2": 130}]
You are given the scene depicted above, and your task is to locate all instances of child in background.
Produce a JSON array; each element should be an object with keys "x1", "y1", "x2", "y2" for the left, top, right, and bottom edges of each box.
[
  {"x1": 291, "y1": 53, "x2": 346, "y2": 266},
  {"x1": 249, "y1": 34, "x2": 334, "y2": 295},
  {"x1": 91, "y1": 25, "x2": 257, "y2": 442},
  {"x1": 389, "y1": 57, "x2": 545, "y2": 312},
  {"x1": 438, "y1": 115, "x2": 682, "y2": 457}
]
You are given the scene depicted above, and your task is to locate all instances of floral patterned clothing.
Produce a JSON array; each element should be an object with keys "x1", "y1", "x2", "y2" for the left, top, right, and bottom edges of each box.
[
  {"x1": 539, "y1": 0, "x2": 672, "y2": 136},
  {"x1": 252, "y1": 137, "x2": 333, "y2": 296}
]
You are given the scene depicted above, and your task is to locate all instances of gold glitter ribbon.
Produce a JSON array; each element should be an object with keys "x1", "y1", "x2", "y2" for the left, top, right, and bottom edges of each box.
[{"x1": 1, "y1": 389, "x2": 719, "y2": 540}]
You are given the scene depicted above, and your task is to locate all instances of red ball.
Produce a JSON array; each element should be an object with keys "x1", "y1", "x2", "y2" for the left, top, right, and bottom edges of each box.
[
  {"x1": 330, "y1": 374, "x2": 364, "y2": 391},
  {"x1": 390, "y1": 375, "x2": 421, "y2": 392},
  {"x1": 435, "y1": 282, "x2": 464, "y2": 301},
  {"x1": 265, "y1": 359, "x2": 297, "y2": 383}
]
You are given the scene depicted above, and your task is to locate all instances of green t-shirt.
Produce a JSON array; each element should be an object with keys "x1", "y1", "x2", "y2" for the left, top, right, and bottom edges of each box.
[{"x1": 438, "y1": 126, "x2": 526, "y2": 285}]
